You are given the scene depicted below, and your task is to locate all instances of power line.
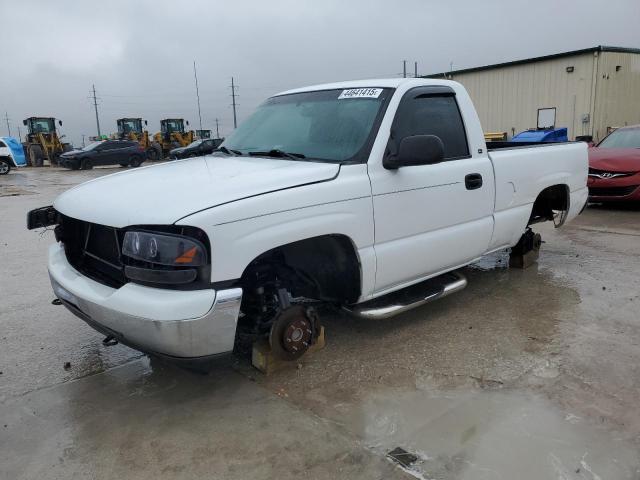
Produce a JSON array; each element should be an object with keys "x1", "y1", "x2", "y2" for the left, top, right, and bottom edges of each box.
[
  {"x1": 91, "y1": 84, "x2": 101, "y2": 137},
  {"x1": 193, "y1": 61, "x2": 203, "y2": 132},
  {"x1": 230, "y1": 77, "x2": 238, "y2": 129}
]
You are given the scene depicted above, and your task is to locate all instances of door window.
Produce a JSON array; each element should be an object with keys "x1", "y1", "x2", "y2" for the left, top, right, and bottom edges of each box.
[
  {"x1": 100, "y1": 142, "x2": 126, "y2": 151},
  {"x1": 388, "y1": 89, "x2": 469, "y2": 160}
]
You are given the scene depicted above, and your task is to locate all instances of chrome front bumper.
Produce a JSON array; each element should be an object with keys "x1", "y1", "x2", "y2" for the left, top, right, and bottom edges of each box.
[{"x1": 48, "y1": 243, "x2": 242, "y2": 359}]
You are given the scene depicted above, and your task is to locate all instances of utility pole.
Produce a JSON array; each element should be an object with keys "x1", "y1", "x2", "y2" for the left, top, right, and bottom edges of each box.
[
  {"x1": 215, "y1": 118, "x2": 220, "y2": 138},
  {"x1": 402, "y1": 60, "x2": 407, "y2": 78},
  {"x1": 230, "y1": 77, "x2": 238, "y2": 129},
  {"x1": 81, "y1": 134, "x2": 86, "y2": 148},
  {"x1": 414, "y1": 61, "x2": 418, "y2": 78},
  {"x1": 91, "y1": 84, "x2": 101, "y2": 137},
  {"x1": 17, "y1": 125, "x2": 22, "y2": 141},
  {"x1": 193, "y1": 61, "x2": 203, "y2": 132},
  {"x1": 4, "y1": 112, "x2": 11, "y2": 137}
]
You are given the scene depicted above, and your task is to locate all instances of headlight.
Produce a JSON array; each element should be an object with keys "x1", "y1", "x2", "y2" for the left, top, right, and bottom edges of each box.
[{"x1": 122, "y1": 230, "x2": 207, "y2": 266}]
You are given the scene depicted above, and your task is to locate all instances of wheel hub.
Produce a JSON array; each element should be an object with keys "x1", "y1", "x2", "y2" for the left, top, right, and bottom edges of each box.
[{"x1": 269, "y1": 305, "x2": 318, "y2": 360}]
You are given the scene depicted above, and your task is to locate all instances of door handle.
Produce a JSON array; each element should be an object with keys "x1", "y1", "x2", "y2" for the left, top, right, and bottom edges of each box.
[{"x1": 465, "y1": 173, "x2": 483, "y2": 190}]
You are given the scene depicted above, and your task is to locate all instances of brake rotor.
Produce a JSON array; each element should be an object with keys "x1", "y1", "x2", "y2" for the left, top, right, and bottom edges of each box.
[{"x1": 269, "y1": 305, "x2": 317, "y2": 361}]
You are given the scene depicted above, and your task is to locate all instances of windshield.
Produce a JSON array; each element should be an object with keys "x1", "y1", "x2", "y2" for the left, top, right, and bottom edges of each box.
[
  {"x1": 118, "y1": 119, "x2": 141, "y2": 134},
  {"x1": 162, "y1": 120, "x2": 184, "y2": 133},
  {"x1": 28, "y1": 118, "x2": 55, "y2": 134},
  {"x1": 82, "y1": 141, "x2": 103, "y2": 151},
  {"x1": 598, "y1": 128, "x2": 640, "y2": 148},
  {"x1": 187, "y1": 140, "x2": 203, "y2": 148},
  {"x1": 221, "y1": 88, "x2": 391, "y2": 162}
]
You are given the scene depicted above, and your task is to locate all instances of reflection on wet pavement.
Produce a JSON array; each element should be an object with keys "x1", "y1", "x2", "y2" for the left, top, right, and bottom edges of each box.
[{"x1": 345, "y1": 385, "x2": 638, "y2": 479}]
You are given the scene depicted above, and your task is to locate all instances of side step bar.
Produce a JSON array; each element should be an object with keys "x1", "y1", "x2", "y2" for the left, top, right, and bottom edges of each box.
[{"x1": 344, "y1": 271, "x2": 467, "y2": 320}]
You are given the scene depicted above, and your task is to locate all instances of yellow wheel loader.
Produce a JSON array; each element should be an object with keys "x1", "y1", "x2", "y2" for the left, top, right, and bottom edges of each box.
[
  {"x1": 153, "y1": 119, "x2": 194, "y2": 158},
  {"x1": 22, "y1": 117, "x2": 72, "y2": 167},
  {"x1": 116, "y1": 118, "x2": 161, "y2": 161}
]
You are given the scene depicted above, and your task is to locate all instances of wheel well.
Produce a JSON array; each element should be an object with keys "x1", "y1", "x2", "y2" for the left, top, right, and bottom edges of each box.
[
  {"x1": 528, "y1": 184, "x2": 569, "y2": 227},
  {"x1": 240, "y1": 234, "x2": 361, "y2": 304}
]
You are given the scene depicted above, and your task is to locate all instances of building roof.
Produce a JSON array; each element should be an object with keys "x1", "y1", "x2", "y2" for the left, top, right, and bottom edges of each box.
[{"x1": 426, "y1": 46, "x2": 640, "y2": 78}]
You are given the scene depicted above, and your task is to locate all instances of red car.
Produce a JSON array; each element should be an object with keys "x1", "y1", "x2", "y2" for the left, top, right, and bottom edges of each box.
[{"x1": 588, "y1": 125, "x2": 640, "y2": 202}]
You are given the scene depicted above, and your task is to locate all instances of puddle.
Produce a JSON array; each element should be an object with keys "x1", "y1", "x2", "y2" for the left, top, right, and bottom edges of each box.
[
  {"x1": 468, "y1": 250, "x2": 511, "y2": 271},
  {"x1": 340, "y1": 386, "x2": 639, "y2": 479},
  {"x1": 0, "y1": 185, "x2": 37, "y2": 197}
]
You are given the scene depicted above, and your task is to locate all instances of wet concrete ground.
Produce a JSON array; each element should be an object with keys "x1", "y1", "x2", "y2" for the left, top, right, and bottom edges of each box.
[{"x1": 1, "y1": 167, "x2": 640, "y2": 479}]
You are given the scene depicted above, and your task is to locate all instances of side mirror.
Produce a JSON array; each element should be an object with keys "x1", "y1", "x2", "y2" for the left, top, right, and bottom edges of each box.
[
  {"x1": 383, "y1": 135, "x2": 445, "y2": 170},
  {"x1": 144, "y1": 120, "x2": 148, "y2": 126},
  {"x1": 23, "y1": 120, "x2": 27, "y2": 126},
  {"x1": 58, "y1": 120, "x2": 63, "y2": 126},
  {"x1": 186, "y1": 120, "x2": 190, "y2": 126}
]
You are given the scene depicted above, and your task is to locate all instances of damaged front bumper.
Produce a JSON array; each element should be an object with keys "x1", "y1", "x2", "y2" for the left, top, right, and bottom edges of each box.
[{"x1": 48, "y1": 243, "x2": 242, "y2": 360}]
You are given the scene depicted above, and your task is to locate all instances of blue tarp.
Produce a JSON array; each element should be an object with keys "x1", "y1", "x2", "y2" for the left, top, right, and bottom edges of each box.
[
  {"x1": 1, "y1": 136, "x2": 26, "y2": 166},
  {"x1": 511, "y1": 128, "x2": 568, "y2": 143}
]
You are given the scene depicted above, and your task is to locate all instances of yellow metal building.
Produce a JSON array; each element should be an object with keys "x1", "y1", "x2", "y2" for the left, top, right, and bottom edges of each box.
[{"x1": 428, "y1": 46, "x2": 640, "y2": 142}]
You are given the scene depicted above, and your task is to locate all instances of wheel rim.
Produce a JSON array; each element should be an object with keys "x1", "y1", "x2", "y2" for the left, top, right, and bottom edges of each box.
[{"x1": 0, "y1": 161, "x2": 8, "y2": 174}]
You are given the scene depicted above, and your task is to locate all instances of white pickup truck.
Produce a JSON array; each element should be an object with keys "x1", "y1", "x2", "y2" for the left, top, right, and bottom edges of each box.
[{"x1": 28, "y1": 79, "x2": 588, "y2": 364}]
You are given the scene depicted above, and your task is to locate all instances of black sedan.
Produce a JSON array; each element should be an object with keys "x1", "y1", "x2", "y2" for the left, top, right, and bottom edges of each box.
[
  {"x1": 60, "y1": 140, "x2": 146, "y2": 170},
  {"x1": 169, "y1": 139, "x2": 222, "y2": 160}
]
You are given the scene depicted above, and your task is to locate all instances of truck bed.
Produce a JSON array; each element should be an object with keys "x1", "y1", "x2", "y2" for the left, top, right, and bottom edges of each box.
[
  {"x1": 487, "y1": 141, "x2": 584, "y2": 150},
  {"x1": 485, "y1": 141, "x2": 588, "y2": 251}
]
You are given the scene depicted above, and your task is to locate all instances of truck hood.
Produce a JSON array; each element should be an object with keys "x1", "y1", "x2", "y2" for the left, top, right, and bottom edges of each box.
[
  {"x1": 589, "y1": 147, "x2": 640, "y2": 172},
  {"x1": 54, "y1": 156, "x2": 340, "y2": 228}
]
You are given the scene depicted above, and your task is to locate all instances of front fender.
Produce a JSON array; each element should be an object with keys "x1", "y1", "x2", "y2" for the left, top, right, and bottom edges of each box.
[{"x1": 177, "y1": 164, "x2": 378, "y2": 299}]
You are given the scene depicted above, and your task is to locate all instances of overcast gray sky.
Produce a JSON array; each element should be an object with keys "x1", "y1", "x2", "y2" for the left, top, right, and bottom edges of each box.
[{"x1": 1, "y1": 0, "x2": 638, "y2": 145}]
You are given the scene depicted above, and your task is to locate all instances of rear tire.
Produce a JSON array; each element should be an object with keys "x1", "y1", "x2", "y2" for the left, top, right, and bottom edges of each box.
[
  {"x1": 147, "y1": 144, "x2": 161, "y2": 161},
  {"x1": 0, "y1": 158, "x2": 11, "y2": 175},
  {"x1": 28, "y1": 145, "x2": 44, "y2": 167}
]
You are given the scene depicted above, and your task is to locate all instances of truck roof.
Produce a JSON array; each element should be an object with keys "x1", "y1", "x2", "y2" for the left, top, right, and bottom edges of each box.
[{"x1": 275, "y1": 78, "x2": 460, "y2": 97}]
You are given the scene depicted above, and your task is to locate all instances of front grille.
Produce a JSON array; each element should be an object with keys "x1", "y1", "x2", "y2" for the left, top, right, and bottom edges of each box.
[
  {"x1": 588, "y1": 185, "x2": 639, "y2": 197},
  {"x1": 588, "y1": 168, "x2": 635, "y2": 179},
  {"x1": 58, "y1": 215, "x2": 211, "y2": 290},
  {"x1": 60, "y1": 215, "x2": 127, "y2": 288}
]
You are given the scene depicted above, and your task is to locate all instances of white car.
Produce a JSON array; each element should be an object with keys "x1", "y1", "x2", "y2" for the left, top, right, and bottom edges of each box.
[
  {"x1": 0, "y1": 137, "x2": 27, "y2": 174},
  {"x1": 28, "y1": 79, "x2": 588, "y2": 364}
]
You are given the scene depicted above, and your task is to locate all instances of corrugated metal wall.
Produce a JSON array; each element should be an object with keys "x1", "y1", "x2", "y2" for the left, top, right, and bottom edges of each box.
[
  {"x1": 449, "y1": 50, "x2": 640, "y2": 142},
  {"x1": 593, "y1": 52, "x2": 640, "y2": 141}
]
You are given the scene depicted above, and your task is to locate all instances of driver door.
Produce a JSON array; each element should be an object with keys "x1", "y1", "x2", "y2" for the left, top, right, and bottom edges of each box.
[
  {"x1": 368, "y1": 86, "x2": 495, "y2": 294},
  {"x1": 94, "y1": 142, "x2": 115, "y2": 165}
]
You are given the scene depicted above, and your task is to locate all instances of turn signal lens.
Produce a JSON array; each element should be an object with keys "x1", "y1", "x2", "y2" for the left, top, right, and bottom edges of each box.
[{"x1": 122, "y1": 231, "x2": 206, "y2": 266}]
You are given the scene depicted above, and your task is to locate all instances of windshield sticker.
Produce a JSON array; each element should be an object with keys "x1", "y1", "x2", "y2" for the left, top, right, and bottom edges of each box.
[{"x1": 338, "y1": 88, "x2": 383, "y2": 99}]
